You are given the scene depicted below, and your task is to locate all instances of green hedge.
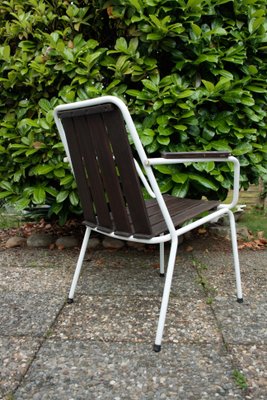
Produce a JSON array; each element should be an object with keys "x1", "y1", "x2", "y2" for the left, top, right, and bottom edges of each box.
[{"x1": 0, "y1": 0, "x2": 267, "y2": 223}]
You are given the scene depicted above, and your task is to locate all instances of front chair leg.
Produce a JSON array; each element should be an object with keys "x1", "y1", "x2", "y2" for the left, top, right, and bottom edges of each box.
[
  {"x1": 154, "y1": 237, "x2": 178, "y2": 352},
  {"x1": 67, "y1": 226, "x2": 91, "y2": 303}
]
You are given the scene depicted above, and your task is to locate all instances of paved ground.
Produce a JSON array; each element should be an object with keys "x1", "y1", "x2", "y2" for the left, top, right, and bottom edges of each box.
[{"x1": 0, "y1": 237, "x2": 266, "y2": 399}]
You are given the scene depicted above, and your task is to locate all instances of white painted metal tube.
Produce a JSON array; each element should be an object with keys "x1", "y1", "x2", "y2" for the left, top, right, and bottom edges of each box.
[
  {"x1": 68, "y1": 227, "x2": 91, "y2": 300},
  {"x1": 146, "y1": 156, "x2": 240, "y2": 210},
  {"x1": 134, "y1": 159, "x2": 155, "y2": 198},
  {"x1": 175, "y1": 207, "x2": 230, "y2": 237},
  {"x1": 146, "y1": 157, "x2": 230, "y2": 165},
  {"x1": 159, "y1": 241, "x2": 165, "y2": 275},
  {"x1": 155, "y1": 237, "x2": 178, "y2": 347},
  {"x1": 227, "y1": 209, "x2": 243, "y2": 300}
]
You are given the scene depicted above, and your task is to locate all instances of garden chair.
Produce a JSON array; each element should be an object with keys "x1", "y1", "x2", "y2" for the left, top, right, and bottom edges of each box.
[{"x1": 53, "y1": 95, "x2": 243, "y2": 352}]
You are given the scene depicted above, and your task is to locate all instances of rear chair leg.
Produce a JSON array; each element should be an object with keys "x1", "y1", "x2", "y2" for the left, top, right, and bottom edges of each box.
[
  {"x1": 159, "y1": 241, "x2": 165, "y2": 277},
  {"x1": 227, "y1": 209, "x2": 243, "y2": 303},
  {"x1": 154, "y1": 237, "x2": 178, "y2": 352},
  {"x1": 67, "y1": 227, "x2": 91, "y2": 303}
]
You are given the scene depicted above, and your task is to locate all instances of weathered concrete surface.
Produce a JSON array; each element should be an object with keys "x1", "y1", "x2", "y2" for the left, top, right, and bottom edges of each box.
[{"x1": 0, "y1": 242, "x2": 266, "y2": 399}]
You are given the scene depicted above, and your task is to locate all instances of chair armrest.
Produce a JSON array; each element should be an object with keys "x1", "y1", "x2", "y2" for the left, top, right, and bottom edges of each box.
[
  {"x1": 145, "y1": 154, "x2": 240, "y2": 209},
  {"x1": 161, "y1": 151, "x2": 231, "y2": 159}
]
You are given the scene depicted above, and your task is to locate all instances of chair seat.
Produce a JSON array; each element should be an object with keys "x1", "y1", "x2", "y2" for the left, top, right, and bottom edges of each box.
[
  {"x1": 84, "y1": 195, "x2": 220, "y2": 239},
  {"x1": 146, "y1": 195, "x2": 220, "y2": 236}
]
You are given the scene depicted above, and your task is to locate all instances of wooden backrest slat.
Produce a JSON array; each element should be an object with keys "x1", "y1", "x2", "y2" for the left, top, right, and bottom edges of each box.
[
  {"x1": 61, "y1": 118, "x2": 96, "y2": 223},
  {"x1": 103, "y1": 109, "x2": 152, "y2": 236},
  {"x1": 84, "y1": 113, "x2": 133, "y2": 235},
  {"x1": 72, "y1": 115, "x2": 113, "y2": 230}
]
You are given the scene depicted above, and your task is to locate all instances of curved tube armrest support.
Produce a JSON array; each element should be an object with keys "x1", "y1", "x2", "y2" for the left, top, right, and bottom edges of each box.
[
  {"x1": 134, "y1": 159, "x2": 155, "y2": 198},
  {"x1": 145, "y1": 154, "x2": 240, "y2": 210}
]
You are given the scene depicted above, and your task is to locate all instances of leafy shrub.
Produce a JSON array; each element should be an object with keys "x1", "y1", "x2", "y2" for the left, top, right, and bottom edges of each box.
[{"x1": 0, "y1": 0, "x2": 267, "y2": 223}]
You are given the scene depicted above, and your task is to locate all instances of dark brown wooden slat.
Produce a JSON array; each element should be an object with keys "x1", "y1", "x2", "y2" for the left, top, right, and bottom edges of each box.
[
  {"x1": 61, "y1": 118, "x2": 96, "y2": 224},
  {"x1": 103, "y1": 108, "x2": 152, "y2": 237},
  {"x1": 147, "y1": 196, "x2": 220, "y2": 236},
  {"x1": 58, "y1": 104, "x2": 115, "y2": 119},
  {"x1": 73, "y1": 115, "x2": 113, "y2": 231},
  {"x1": 161, "y1": 151, "x2": 230, "y2": 159},
  {"x1": 85, "y1": 112, "x2": 133, "y2": 236}
]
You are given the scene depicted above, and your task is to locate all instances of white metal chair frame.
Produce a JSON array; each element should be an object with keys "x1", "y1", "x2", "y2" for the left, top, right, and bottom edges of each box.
[{"x1": 54, "y1": 95, "x2": 243, "y2": 352}]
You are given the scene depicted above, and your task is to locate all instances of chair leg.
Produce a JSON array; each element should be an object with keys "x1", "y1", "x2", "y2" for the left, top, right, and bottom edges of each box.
[
  {"x1": 227, "y1": 209, "x2": 243, "y2": 303},
  {"x1": 67, "y1": 226, "x2": 91, "y2": 303},
  {"x1": 159, "y1": 241, "x2": 165, "y2": 277},
  {"x1": 154, "y1": 237, "x2": 178, "y2": 352}
]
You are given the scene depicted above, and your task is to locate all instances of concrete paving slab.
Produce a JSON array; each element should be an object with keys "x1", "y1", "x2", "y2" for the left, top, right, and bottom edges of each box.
[
  {"x1": 0, "y1": 292, "x2": 64, "y2": 336},
  {"x1": 229, "y1": 344, "x2": 267, "y2": 399},
  {"x1": 0, "y1": 337, "x2": 40, "y2": 398},
  {"x1": 51, "y1": 295, "x2": 221, "y2": 344},
  {"x1": 0, "y1": 247, "x2": 78, "y2": 269},
  {"x1": 14, "y1": 341, "x2": 243, "y2": 400},
  {"x1": 0, "y1": 265, "x2": 72, "y2": 294},
  {"x1": 210, "y1": 298, "x2": 267, "y2": 345},
  {"x1": 77, "y1": 251, "x2": 203, "y2": 297},
  {"x1": 192, "y1": 250, "x2": 267, "y2": 299}
]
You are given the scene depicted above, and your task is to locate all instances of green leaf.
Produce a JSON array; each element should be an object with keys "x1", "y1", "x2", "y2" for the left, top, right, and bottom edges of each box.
[
  {"x1": 175, "y1": 89, "x2": 194, "y2": 99},
  {"x1": 249, "y1": 153, "x2": 262, "y2": 164},
  {"x1": 33, "y1": 187, "x2": 46, "y2": 204},
  {"x1": 202, "y1": 80, "x2": 214, "y2": 92},
  {"x1": 188, "y1": 174, "x2": 218, "y2": 190},
  {"x1": 249, "y1": 17, "x2": 265, "y2": 34},
  {"x1": 49, "y1": 202, "x2": 63, "y2": 215},
  {"x1": 158, "y1": 126, "x2": 173, "y2": 136},
  {"x1": 35, "y1": 165, "x2": 54, "y2": 175},
  {"x1": 174, "y1": 125, "x2": 187, "y2": 131},
  {"x1": 60, "y1": 175, "x2": 74, "y2": 185},
  {"x1": 147, "y1": 33, "x2": 163, "y2": 40},
  {"x1": 18, "y1": 119, "x2": 39, "y2": 128},
  {"x1": 247, "y1": 86, "x2": 266, "y2": 93},
  {"x1": 195, "y1": 55, "x2": 219, "y2": 64},
  {"x1": 142, "y1": 79, "x2": 158, "y2": 92},
  {"x1": 233, "y1": 143, "x2": 253, "y2": 156},
  {"x1": 191, "y1": 23, "x2": 202, "y2": 37},
  {"x1": 56, "y1": 190, "x2": 69, "y2": 203},
  {"x1": 15, "y1": 198, "x2": 31, "y2": 211},
  {"x1": 172, "y1": 173, "x2": 188, "y2": 184},
  {"x1": 0, "y1": 181, "x2": 13, "y2": 191},
  {"x1": 0, "y1": 45, "x2": 10, "y2": 59},
  {"x1": 54, "y1": 168, "x2": 65, "y2": 178},
  {"x1": 0, "y1": 191, "x2": 13, "y2": 199},
  {"x1": 187, "y1": 0, "x2": 201, "y2": 9},
  {"x1": 153, "y1": 100, "x2": 163, "y2": 111},
  {"x1": 69, "y1": 191, "x2": 79, "y2": 206},
  {"x1": 157, "y1": 136, "x2": 170, "y2": 145},
  {"x1": 45, "y1": 187, "x2": 58, "y2": 197},
  {"x1": 38, "y1": 99, "x2": 51, "y2": 112},
  {"x1": 158, "y1": 178, "x2": 173, "y2": 193},
  {"x1": 129, "y1": 0, "x2": 142, "y2": 11},
  {"x1": 154, "y1": 165, "x2": 175, "y2": 175},
  {"x1": 115, "y1": 37, "x2": 128, "y2": 53},
  {"x1": 140, "y1": 135, "x2": 154, "y2": 146},
  {"x1": 241, "y1": 97, "x2": 255, "y2": 106},
  {"x1": 171, "y1": 181, "x2": 189, "y2": 198}
]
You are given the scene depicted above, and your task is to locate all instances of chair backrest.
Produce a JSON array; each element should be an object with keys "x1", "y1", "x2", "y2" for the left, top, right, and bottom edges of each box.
[{"x1": 56, "y1": 101, "x2": 153, "y2": 238}]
